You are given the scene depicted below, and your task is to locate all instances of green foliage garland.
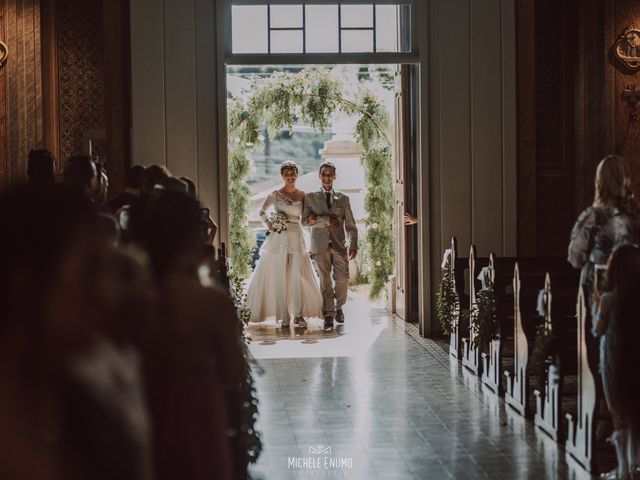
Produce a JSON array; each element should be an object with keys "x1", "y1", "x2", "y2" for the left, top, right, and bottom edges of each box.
[
  {"x1": 228, "y1": 147, "x2": 256, "y2": 280},
  {"x1": 528, "y1": 324, "x2": 557, "y2": 389},
  {"x1": 436, "y1": 268, "x2": 456, "y2": 335},
  {"x1": 470, "y1": 280, "x2": 499, "y2": 353},
  {"x1": 228, "y1": 68, "x2": 394, "y2": 299},
  {"x1": 227, "y1": 268, "x2": 262, "y2": 472}
]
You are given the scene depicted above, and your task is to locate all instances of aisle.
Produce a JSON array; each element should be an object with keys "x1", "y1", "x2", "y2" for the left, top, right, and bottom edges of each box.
[{"x1": 247, "y1": 299, "x2": 592, "y2": 480}]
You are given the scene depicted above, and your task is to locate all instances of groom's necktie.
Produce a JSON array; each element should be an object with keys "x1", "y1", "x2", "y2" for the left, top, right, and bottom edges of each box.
[{"x1": 325, "y1": 191, "x2": 332, "y2": 210}]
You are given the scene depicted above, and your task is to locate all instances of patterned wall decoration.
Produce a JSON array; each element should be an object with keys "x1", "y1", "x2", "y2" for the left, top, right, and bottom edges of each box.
[{"x1": 57, "y1": 0, "x2": 105, "y2": 162}]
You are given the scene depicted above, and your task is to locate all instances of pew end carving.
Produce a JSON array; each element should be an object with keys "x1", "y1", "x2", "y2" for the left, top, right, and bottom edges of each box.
[
  {"x1": 504, "y1": 262, "x2": 530, "y2": 416},
  {"x1": 449, "y1": 237, "x2": 469, "y2": 359},
  {"x1": 462, "y1": 245, "x2": 484, "y2": 376},
  {"x1": 532, "y1": 268, "x2": 581, "y2": 443},
  {"x1": 565, "y1": 286, "x2": 597, "y2": 472},
  {"x1": 533, "y1": 274, "x2": 560, "y2": 440},
  {"x1": 481, "y1": 253, "x2": 514, "y2": 396}
]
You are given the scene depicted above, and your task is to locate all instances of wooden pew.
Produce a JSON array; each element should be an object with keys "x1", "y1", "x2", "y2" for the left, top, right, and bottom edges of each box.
[
  {"x1": 462, "y1": 245, "x2": 488, "y2": 375},
  {"x1": 533, "y1": 274, "x2": 560, "y2": 439},
  {"x1": 533, "y1": 271, "x2": 580, "y2": 442},
  {"x1": 503, "y1": 259, "x2": 575, "y2": 416},
  {"x1": 481, "y1": 254, "x2": 516, "y2": 395},
  {"x1": 449, "y1": 237, "x2": 469, "y2": 359},
  {"x1": 565, "y1": 286, "x2": 597, "y2": 472},
  {"x1": 504, "y1": 262, "x2": 531, "y2": 415}
]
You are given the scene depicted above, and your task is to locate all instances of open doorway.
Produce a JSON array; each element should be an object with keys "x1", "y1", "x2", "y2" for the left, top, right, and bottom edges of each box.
[{"x1": 226, "y1": 64, "x2": 418, "y2": 356}]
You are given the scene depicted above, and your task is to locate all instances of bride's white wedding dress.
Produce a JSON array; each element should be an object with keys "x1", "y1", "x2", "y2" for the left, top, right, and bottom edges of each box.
[{"x1": 246, "y1": 190, "x2": 323, "y2": 323}]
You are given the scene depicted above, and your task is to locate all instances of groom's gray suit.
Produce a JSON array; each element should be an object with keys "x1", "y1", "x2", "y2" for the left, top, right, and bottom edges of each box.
[{"x1": 302, "y1": 188, "x2": 358, "y2": 317}]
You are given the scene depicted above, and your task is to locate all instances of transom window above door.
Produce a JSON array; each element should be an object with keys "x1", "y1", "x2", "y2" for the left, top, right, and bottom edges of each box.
[{"x1": 231, "y1": 3, "x2": 412, "y2": 54}]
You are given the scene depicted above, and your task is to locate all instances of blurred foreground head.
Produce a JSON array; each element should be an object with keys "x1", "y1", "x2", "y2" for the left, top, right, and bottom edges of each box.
[
  {"x1": 139, "y1": 165, "x2": 170, "y2": 196},
  {"x1": 63, "y1": 155, "x2": 97, "y2": 199},
  {"x1": 27, "y1": 149, "x2": 56, "y2": 186},
  {"x1": 0, "y1": 184, "x2": 102, "y2": 361},
  {"x1": 135, "y1": 189, "x2": 203, "y2": 278}
]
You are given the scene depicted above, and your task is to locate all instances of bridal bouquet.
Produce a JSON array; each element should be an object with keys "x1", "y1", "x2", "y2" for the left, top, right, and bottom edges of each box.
[{"x1": 267, "y1": 211, "x2": 288, "y2": 234}]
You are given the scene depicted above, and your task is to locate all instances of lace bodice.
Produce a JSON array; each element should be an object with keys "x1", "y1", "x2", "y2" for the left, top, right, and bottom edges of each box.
[{"x1": 259, "y1": 190, "x2": 303, "y2": 224}]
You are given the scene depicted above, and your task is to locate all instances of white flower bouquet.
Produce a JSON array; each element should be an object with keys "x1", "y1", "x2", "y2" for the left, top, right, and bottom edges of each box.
[{"x1": 267, "y1": 211, "x2": 288, "y2": 234}]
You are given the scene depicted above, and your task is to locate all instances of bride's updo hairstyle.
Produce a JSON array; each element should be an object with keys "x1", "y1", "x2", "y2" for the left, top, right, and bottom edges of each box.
[{"x1": 280, "y1": 160, "x2": 298, "y2": 176}]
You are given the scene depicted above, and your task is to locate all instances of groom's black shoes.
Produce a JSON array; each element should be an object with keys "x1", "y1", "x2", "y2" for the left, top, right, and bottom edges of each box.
[
  {"x1": 335, "y1": 309, "x2": 345, "y2": 324},
  {"x1": 324, "y1": 316, "x2": 334, "y2": 328}
]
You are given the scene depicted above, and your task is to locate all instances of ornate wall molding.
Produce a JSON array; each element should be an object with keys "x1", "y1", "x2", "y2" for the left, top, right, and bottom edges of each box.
[
  {"x1": 614, "y1": 24, "x2": 640, "y2": 71},
  {"x1": 0, "y1": 41, "x2": 7, "y2": 66}
]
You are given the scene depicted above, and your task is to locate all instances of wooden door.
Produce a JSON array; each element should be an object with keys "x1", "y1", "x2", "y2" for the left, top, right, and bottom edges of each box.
[{"x1": 393, "y1": 65, "x2": 410, "y2": 319}]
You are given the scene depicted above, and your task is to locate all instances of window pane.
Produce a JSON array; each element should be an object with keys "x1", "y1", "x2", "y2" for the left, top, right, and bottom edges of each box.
[
  {"x1": 375, "y1": 5, "x2": 398, "y2": 52},
  {"x1": 232, "y1": 6, "x2": 268, "y2": 53},
  {"x1": 270, "y1": 30, "x2": 303, "y2": 53},
  {"x1": 306, "y1": 5, "x2": 339, "y2": 53},
  {"x1": 341, "y1": 30, "x2": 374, "y2": 53},
  {"x1": 270, "y1": 5, "x2": 303, "y2": 28},
  {"x1": 341, "y1": 5, "x2": 373, "y2": 29},
  {"x1": 398, "y1": 5, "x2": 412, "y2": 52}
]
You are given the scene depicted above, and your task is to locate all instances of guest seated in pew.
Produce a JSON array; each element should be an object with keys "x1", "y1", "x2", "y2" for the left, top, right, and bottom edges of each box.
[
  {"x1": 568, "y1": 155, "x2": 640, "y2": 312},
  {"x1": 63, "y1": 155, "x2": 98, "y2": 200},
  {"x1": 180, "y1": 175, "x2": 218, "y2": 245},
  {"x1": 106, "y1": 165, "x2": 146, "y2": 215},
  {"x1": 156, "y1": 175, "x2": 189, "y2": 193},
  {"x1": 133, "y1": 189, "x2": 246, "y2": 480},
  {"x1": 180, "y1": 176, "x2": 197, "y2": 198},
  {"x1": 27, "y1": 149, "x2": 56, "y2": 186},
  {"x1": 139, "y1": 164, "x2": 171, "y2": 196},
  {"x1": 116, "y1": 165, "x2": 173, "y2": 244},
  {"x1": 593, "y1": 244, "x2": 640, "y2": 480}
]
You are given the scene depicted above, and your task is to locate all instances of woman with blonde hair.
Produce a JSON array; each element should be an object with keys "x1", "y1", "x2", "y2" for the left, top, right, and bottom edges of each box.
[
  {"x1": 568, "y1": 155, "x2": 640, "y2": 452},
  {"x1": 568, "y1": 155, "x2": 639, "y2": 306}
]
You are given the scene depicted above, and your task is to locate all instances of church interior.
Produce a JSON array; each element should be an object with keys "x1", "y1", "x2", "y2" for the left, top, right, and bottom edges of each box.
[{"x1": 1, "y1": 1, "x2": 640, "y2": 479}]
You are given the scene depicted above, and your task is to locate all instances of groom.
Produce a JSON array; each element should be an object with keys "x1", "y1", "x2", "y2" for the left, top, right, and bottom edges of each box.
[{"x1": 302, "y1": 162, "x2": 358, "y2": 328}]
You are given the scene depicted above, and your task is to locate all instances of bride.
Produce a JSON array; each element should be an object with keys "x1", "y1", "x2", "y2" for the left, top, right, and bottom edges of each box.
[{"x1": 246, "y1": 161, "x2": 323, "y2": 327}]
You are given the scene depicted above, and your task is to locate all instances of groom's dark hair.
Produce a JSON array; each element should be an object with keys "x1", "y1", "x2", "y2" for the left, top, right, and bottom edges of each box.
[{"x1": 318, "y1": 162, "x2": 336, "y2": 174}]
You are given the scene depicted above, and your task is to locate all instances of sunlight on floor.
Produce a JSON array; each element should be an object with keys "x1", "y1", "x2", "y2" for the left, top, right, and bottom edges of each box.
[{"x1": 246, "y1": 292, "x2": 389, "y2": 360}]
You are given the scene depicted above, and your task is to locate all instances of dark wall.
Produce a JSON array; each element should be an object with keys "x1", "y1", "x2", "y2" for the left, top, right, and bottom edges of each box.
[
  {"x1": 518, "y1": 0, "x2": 640, "y2": 257},
  {"x1": 611, "y1": 1, "x2": 640, "y2": 197},
  {"x1": 534, "y1": 0, "x2": 578, "y2": 256},
  {"x1": 517, "y1": 0, "x2": 578, "y2": 257},
  {"x1": 0, "y1": 0, "x2": 43, "y2": 187}
]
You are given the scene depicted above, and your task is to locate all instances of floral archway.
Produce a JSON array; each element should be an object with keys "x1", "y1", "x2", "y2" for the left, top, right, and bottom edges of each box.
[{"x1": 228, "y1": 68, "x2": 394, "y2": 299}]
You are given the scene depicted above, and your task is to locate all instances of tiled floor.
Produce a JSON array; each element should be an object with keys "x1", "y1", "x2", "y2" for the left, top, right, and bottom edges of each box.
[{"x1": 247, "y1": 296, "x2": 594, "y2": 480}]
